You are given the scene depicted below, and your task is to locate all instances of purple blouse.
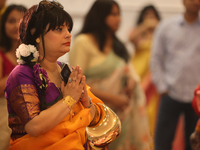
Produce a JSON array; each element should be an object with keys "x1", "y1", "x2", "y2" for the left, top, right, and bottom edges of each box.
[{"x1": 5, "y1": 62, "x2": 63, "y2": 140}]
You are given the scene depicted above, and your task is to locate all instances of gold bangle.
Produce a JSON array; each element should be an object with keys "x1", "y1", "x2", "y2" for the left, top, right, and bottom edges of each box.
[{"x1": 63, "y1": 96, "x2": 76, "y2": 109}]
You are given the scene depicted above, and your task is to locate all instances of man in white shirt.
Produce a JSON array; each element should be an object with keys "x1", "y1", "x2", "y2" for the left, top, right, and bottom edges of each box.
[{"x1": 151, "y1": 0, "x2": 200, "y2": 149}]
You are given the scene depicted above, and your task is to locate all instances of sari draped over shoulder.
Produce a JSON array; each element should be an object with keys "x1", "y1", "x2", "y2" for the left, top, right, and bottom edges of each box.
[
  {"x1": 70, "y1": 34, "x2": 151, "y2": 150},
  {"x1": 5, "y1": 62, "x2": 103, "y2": 150}
]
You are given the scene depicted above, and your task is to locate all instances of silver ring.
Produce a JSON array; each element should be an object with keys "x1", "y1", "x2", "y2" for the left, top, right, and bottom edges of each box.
[{"x1": 68, "y1": 78, "x2": 76, "y2": 83}]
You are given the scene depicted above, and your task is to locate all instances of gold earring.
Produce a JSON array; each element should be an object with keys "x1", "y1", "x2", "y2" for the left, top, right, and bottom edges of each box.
[{"x1": 36, "y1": 38, "x2": 40, "y2": 43}]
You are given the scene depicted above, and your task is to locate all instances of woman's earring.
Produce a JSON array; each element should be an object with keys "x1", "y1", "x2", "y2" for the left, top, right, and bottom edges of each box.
[{"x1": 36, "y1": 38, "x2": 40, "y2": 43}]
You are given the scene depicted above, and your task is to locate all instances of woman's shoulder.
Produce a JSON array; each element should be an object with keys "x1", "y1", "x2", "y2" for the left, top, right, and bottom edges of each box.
[
  {"x1": 5, "y1": 65, "x2": 35, "y2": 95},
  {"x1": 13, "y1": 64, "x2": 32, "y2": 72},
  {"x1": 9, "y1": 65, "x2": 34, "y2": 80}
]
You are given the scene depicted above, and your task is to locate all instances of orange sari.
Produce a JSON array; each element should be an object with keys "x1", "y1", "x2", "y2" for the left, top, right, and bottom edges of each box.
[{"x1": 9, "y1": 87, "x2": 103, "y2": 150}]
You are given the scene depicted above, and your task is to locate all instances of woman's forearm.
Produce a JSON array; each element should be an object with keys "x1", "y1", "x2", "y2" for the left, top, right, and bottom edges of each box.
[{"x1": 25, "y1": 98, "x2": 72, "y2": 137}]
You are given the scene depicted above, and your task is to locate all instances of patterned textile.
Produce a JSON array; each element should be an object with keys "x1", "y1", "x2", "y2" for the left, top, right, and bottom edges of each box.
[
  {"x1": 5, "y1": 62, "x2": 104, "y2": 150},
  {"x1": 5, "y1": 63, "x2": 62, "y2": 140}
]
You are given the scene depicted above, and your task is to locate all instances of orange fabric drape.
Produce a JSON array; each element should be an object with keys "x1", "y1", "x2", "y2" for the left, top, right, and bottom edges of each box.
[{"x1": 9, "y1": 86, "x2": 103, "y2": 150}]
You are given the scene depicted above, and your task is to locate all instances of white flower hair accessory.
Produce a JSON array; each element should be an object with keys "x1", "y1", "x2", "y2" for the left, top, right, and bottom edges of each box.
[{"x1": 16, "y1": 44, "x2": 39, "y2": 64}]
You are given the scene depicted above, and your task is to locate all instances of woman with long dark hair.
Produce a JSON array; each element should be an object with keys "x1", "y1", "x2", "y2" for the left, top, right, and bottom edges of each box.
[
  {"x1": 69, "y1": 0, "x2": 151, "y2": 149},
  {"x1": 0, "y1": 4, "x2": 27, "y2": 96},
  {"x1": 0, "y1": 4, "x2": 26, "y2": 150}
]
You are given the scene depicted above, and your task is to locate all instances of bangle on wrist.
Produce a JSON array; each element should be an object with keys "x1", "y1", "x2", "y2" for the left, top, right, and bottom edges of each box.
[
  {"x1": 85, "y1": 97, "x2": 92, "y2": 108},
  {"x1": 63, "y1": 96, "x2": 76, "y2": 109}
]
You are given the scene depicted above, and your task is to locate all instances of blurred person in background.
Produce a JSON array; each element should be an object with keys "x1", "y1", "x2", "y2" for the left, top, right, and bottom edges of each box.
[
  {"x1": 0, "y1": 4, "x2": 26, "y2": 150},
  {"x1": 129, "y1": 4, "x2": 161, "y2": 149},
  {"x1": 129, "y1": 4, "x2": 160, "y2": 81},
  {"x1": 151, "y1": 0, "x2": 200, "y2": 149},
  {"x1": 69, "y1": 0, "x2": 151, "y2": 149}
]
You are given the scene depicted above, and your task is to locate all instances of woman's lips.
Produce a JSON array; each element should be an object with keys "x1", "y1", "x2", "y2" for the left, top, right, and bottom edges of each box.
[{"x1": 64, "y1": 42, "x2": 70, "y2": 46}]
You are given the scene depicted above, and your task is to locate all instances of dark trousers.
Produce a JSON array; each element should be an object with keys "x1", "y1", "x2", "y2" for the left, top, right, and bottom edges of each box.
[{"x1": 154, "y1": 94, "x2": 198, "y2": 150}]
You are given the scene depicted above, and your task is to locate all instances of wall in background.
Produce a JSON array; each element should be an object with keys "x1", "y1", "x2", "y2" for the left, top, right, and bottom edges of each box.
[{"x1": 6, "y1": 0, "x2": 184, "y2": 62}]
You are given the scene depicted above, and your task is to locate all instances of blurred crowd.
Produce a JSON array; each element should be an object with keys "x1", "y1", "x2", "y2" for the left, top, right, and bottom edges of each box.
[{"x1": 1, "y1": 0, "x2": 200, "y2": 150}]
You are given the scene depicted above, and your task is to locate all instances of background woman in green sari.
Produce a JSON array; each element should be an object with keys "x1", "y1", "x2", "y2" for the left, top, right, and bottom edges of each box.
[{"x1": 69, "y1": 0, "x2": 151, "y2": 149}]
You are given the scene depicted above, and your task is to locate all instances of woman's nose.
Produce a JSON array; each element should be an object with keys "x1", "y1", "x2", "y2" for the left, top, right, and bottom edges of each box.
[
  {"x1": 15, "y1": 20, "x2": 21, "y2": 29},
  {"x1": 65, "y1": 30, "x2": 71, "y2": 38}
]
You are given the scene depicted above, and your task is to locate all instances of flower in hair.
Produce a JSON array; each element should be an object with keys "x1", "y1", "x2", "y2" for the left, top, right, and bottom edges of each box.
[
  {"x1": 16, "y1": 44, "x2": 39, "y2": 64},
  {"x1": 33, "y1": 63, "x2": 49, "y2": 89}
]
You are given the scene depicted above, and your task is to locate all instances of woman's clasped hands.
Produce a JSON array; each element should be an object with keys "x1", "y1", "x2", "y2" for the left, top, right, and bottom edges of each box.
[{"x1": 60, "y1": 65, "x2": 91, "y2": 108}]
